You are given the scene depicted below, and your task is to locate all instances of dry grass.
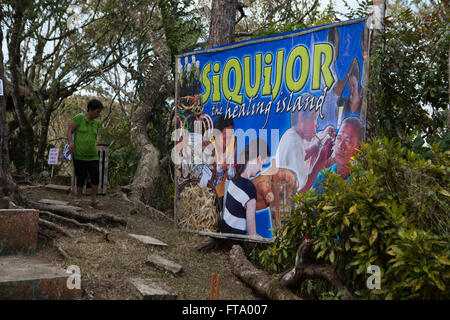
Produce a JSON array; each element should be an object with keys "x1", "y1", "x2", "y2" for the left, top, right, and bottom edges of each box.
[{"x1": 26, "y1": 186, "x2": 261, "y2": 300}]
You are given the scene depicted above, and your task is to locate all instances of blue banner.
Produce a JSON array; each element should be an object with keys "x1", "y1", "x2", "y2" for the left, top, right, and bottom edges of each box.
[{"x1": 174, "y1": 18, "x2": 368, "y2": 241}]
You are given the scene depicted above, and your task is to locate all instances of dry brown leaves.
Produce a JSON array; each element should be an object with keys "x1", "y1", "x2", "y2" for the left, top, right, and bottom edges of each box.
[{"x1": 177, "y1": 184, "x2": 218, "y2": 232}]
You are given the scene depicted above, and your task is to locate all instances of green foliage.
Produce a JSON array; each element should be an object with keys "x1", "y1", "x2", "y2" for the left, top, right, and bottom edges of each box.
[
  {"x1": 259, "y1": 137, "x2": 449, "y2": 299},
  {"x1": 341, "y1": 0, "x2": 373, "y2": 19},
  {"x1": 320, "y1": 289, "x2": 347, "y2": 300},
  {"x1": 158, "y1": 0, "x2": 203, "y2": 63},
  {"x1": 8, "y1": 131, "x2": 27, "y2": 173},
  {"x1": 147, "y1": 173, "x2": 175, "y2": 212},
  {"x1": 247, "y1": 0, "x2": 344, "y2": 39},
  {"x1": 99, "y1": 111, "x2": 139, "y2": 188},
  {"x1": 108, "y1": 146, "x2": 140, "y2": 187},
  {"x1": 373, "y1": 1, "x2": 449, "y2": 139}
]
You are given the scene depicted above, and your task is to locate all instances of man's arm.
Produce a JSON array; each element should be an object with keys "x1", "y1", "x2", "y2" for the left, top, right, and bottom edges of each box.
[
  {"x1": 299, "y1": 138, "x2": 334, "y2": 193},
  {"x1": 67, "y1": 122, "x2": 77, "y2": 156},
  {"x1": 245, "y1": 198, "x2": 259, "y2": 237},
  {"x1": 333, "y1": 72, "x2": 349, "y2": 96}
]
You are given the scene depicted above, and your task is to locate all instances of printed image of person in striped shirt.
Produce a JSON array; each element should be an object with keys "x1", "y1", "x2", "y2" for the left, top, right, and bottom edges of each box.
[{"x1": 218, "y1": 138, "x2": 270, "y2": 238}]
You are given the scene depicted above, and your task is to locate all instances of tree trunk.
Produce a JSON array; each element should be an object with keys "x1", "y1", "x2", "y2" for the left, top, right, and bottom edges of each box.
[
  {"x1": 229, "y1": 245, "x2": 302, "y2": 300},
  {"x1": 0, "y1": 9, "x2": 22, "y2": 207},
  {"x1": 229, "y1": 242, "x2": 354, "y2": 300},
  {"x1": 8, "y1": 0, "x2": 35, "y2": 175},
  {"x1": 365, "y1": 0, "x2": 386, "y2": 140},
  {"x1": 278, "y1": 240, "x2": 354, "y2": 300},
  {"x1": 447, "y1": 46, "x2": 449, "y2": 130},
  {"x1": 128, "y1": 7, "x2": 171, "y2": 206},
  {"x1": 208, "y1": 0, "x2": 238, "y2": 47},
  {"x1": 36, "y1": 104, "x2": 52, "y2": 172}
]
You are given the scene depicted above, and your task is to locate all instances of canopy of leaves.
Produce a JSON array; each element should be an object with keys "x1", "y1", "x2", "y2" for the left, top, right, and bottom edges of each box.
[
  {"x1": 372, "y1": 0, "x2": 449, "y2": 140},
  {"x1": 259, "y1": 137, "x2": 449, "y2": 299}
]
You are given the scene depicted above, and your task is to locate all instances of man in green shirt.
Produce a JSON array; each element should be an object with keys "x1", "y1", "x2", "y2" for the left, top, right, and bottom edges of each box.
[{"x1": 67, "y1": 99, "x2": 103, "y2": 208}]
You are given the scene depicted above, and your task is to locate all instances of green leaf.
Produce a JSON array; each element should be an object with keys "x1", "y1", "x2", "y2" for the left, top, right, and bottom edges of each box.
[
  {"x1": 432, "y1": 278, "x2": 445, "y2": 291},
  {"x1": 393, "y1": 261, "x2": 405, "y2": 267},
  {"x1": 317, "y1": 249, "x2": 326, "y2": 259},
  {"x1": 329, "y1": 251, "x2": 335, "y2": 264},
  {"x1": 375, "y1": 202, "x2": 388, "y2": 207},
  {"x1": 437, "y1": 256, "x2": 450, "y2": 266},
  {"x1": 349, "y1": 204, "x2": 358, "y2": 214},
  {"x1": 343, "y1": 216, "x2": 350, "y2": 227},
  {"x1": 345, "y1": 240, "x2": 351, "y2": 251},
  {"x1": 369, "y1": 229, "x2": 378, "y2": 246},
  {"x1": 350, "y1": 237, "x2": 361, "y2": 243}
]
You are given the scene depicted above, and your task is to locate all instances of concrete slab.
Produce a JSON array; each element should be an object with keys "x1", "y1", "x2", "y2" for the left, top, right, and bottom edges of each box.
[
  {"x1": 128, "y1": 233, "x2": 168, "y2": 247},
  {"x1": 38, "y1": 199, "x2": 82, "y2": 211},
  {"x1": 38, "y1": 199, "x2": 70, "y2": 206},
  {"x1": 146, "y1": 254, "x2": 183, "y2": 275},
  {"x1": 0, "y1": 255, "x2": 81, "y2": 299},
  {"x1": 45, "y1": 184, "x2": 71, "y2": 193},
  {"x1": 128, "y1": 278, "x2": 176, "y2": 300},
  {"x1": 54, "y1": 204, "x2": 83, "y2": 212},
  {"x1": 0, "y1": 209, "x2": 38, "y2": 255}
]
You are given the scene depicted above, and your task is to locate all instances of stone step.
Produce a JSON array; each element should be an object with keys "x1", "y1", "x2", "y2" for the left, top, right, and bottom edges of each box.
[
  {"x1": 128, "y1": 278, "x2": 176, "y2": 300},
  {"x1": 0, "y1": 209, "x2": 38, "y2": 255},
  {"x1": 45, "y1": 184, "x2": 71, "y2": 193},
  {"x1": 128, "y1": 233, "x2": 168, "y2": 247},
  {"x1": 38, "y1": 199, "x2": 82, "y2": 211},
  {"x1": 0, "y1": 255, "x2": 81, "y2": 300},
  {"x1": 146, "y1": 254, "x2": 183, "y2": 275},
  {"x1": 38, "y1": 199, "x2": 70, "y2": 206},
  {"x1": 55, "y1": 204, "x2": 83, "y2": 212}
]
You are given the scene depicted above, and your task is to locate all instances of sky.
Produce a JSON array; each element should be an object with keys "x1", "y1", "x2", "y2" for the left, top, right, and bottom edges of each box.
[
  {"x1": 326, "y1": 0, "x2": 361, "y2": 12},
  {"x1": 1, "y1": 0, "x2": 365, "y2": 95}
]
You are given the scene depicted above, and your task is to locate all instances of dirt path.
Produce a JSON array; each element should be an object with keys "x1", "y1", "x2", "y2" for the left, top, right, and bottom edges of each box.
[{"x1": 23, "y1": 185, "x2": 262, "y2": 300}]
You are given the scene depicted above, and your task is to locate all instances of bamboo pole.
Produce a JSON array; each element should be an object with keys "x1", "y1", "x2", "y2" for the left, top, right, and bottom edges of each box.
[
  {"x1": 209, "y1": 273, "x2": 215, "y2": 300},
  {"x1": 214, "y1": 274, "x2": 221, "y2": 300}
]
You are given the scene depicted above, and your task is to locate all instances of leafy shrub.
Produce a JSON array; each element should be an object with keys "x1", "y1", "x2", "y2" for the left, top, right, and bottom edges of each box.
[
  {"x1": 108, "y1": 146, "x2": 140, "y2": 187},
  {"x1": 259, "y1": 137, "x2": 449, "y2": 299}
]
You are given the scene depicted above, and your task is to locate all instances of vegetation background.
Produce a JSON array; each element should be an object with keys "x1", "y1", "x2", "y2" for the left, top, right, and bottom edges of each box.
[{"x1": 0, "y1": 0, "x2": 448, "y2": 299}]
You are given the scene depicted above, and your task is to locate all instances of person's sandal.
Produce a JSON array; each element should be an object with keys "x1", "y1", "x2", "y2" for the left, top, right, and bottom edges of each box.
[
  {"x1": 75, "y1": 199, "x2": 83, "y2": 207},
  {"x1": 90, "y1": 199, "x2": 102, "y2": 209}
]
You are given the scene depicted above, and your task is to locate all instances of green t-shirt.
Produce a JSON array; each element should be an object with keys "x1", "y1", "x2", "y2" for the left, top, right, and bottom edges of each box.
[{"x1": 72, "y1": 113, "x2": 99, "y2": 161}]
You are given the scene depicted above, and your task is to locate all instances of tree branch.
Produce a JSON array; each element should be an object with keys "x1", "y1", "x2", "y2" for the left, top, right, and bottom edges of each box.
[
  {"x1": 278, "y1": 239, "x2": 354, "y2": 300},
  {"x1": 229, "y1": 245, "x2": 302, "y2": 300}
]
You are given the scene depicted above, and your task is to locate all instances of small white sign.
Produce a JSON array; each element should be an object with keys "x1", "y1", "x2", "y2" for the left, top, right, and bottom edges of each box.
[
  {"x1": 0, "y1": 79, "x2": 3, "y2": 96},
  {"x1": 48, "y1": 148, "x2": 60, "y2": 165}
]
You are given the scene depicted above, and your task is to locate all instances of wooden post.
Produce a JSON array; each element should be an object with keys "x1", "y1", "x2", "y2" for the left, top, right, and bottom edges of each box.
[
  {"x1": 366, "y1": 0, "x2": 386, "y2": 139},
  {"x1": 214, "y1": 274, "x2": 221, "y2": 300}
]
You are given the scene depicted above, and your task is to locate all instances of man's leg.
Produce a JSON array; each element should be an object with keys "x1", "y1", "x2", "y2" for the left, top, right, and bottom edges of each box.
[
  {"x1": 74, "y1": 159, "x2": 87, "y2": 203},
  {"x1": 87, "y1": 160, "x2": 100, "y2": 206},
  {"x1": 76, "y1": 186, "x2": 83, "y2": 201},
  {"x1": 91, "y1": 184, "x2": 98, "y2": 203}
]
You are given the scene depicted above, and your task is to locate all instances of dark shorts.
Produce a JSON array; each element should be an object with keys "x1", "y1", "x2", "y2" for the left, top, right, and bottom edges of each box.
[{"x1": 73, "y1": 159, "x2": 99, "y2": 187}]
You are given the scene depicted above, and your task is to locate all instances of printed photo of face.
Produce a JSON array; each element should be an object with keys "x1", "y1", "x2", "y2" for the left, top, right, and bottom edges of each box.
[
  {"x1": 334, "y1": 121, "x2": 360, "y2": 167},
  {"x1": 294, "y1": 114, "x2": 319, "y2": 142}
]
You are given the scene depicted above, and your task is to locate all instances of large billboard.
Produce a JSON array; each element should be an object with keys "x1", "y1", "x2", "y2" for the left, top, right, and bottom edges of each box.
[{"x1": 173, "y1": 18, "x2": 369, "y2": 242}]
